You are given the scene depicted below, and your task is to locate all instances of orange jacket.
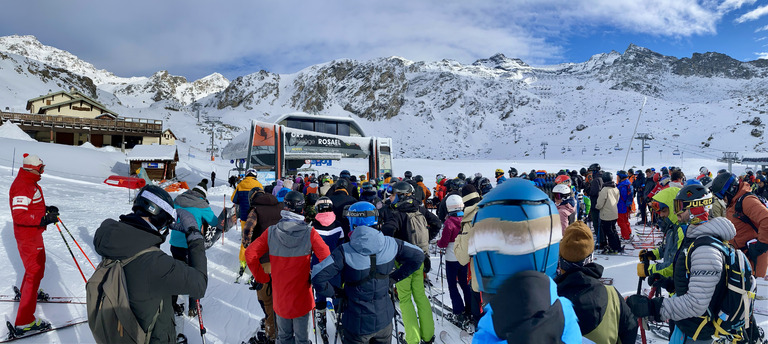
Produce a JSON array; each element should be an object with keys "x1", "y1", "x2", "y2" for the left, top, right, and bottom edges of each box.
[
  {"x1": 417, "y1": 182, "x2": 431, "y2": 205},
  {"x1": 727, "y1": 181, "x2": 768, "y2": 249}
]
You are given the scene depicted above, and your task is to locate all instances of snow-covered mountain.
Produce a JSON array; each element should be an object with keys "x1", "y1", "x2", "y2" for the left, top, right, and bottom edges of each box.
[{"x1": 1, "y1": 34, "x2": 767, "y2": 162}]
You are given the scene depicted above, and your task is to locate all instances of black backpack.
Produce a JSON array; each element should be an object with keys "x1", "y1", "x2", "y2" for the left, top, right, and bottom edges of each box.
[
  {"x1": 684, "y1": 235, "x2": 756, "y2": 342},
  {"x1": 733, "y1": 192, "x2": 768, "y2": 233}
]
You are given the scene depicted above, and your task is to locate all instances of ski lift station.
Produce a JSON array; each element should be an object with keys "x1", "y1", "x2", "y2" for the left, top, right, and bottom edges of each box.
[{"x1": 222, "y1": 112, "x2": 393, "y2": 183}]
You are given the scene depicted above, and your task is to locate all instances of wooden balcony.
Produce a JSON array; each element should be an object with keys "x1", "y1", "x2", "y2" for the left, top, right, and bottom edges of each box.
[{"x1": 0, "y1": 111, "x2": 163, "y2": 135}]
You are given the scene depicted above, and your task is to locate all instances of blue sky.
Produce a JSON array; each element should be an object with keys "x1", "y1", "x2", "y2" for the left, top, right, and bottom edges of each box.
[{"x1": 1, "y1": 0, "x2": 767, "y2": 81}]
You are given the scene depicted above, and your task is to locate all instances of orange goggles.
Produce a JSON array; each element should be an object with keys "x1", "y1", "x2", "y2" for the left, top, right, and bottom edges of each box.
[{"x1": 650, "y1": 201, "x2": 667, "y2": 213}]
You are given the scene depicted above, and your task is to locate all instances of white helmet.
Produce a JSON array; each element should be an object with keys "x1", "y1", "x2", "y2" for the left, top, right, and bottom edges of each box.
[
  {"x1": 445, "y1": 194, "x2": 464, "y2": 213},
  {"x1": 553, "y1": 184, "x2": 571, "y2": 195},
  {"x1": 699, "y1": 166, "x2": 708, "y2": 175}
]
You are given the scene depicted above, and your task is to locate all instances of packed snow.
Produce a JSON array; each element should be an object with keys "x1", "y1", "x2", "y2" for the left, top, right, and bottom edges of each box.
[{"x1": 1, "y1": 132, "x2": 767, "y2": 343}]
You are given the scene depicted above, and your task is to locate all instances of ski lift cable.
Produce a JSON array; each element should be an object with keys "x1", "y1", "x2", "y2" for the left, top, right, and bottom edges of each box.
[
  {"x1": 655, "y1": 141, "x2": 719, "y2": 159},
  {"x1": 624, "y1": 97, "x2": 647, "y2": 170}
]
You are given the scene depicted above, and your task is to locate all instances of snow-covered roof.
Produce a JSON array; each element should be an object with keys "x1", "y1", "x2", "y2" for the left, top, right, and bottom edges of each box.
[{"x1": 126, "y1": 144, "x2": 178, "y2": 161}]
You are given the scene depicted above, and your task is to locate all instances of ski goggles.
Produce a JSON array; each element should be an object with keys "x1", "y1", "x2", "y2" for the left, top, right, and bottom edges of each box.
[
  {"x1": 650, "y1": 201, "x2": 668, "y2": 213},
  {"x1": 673, "y1": 197, "x2": 713, "y2": 214}
]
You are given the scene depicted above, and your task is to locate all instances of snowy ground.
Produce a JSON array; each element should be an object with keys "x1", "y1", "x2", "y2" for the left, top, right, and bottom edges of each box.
[{"x1": 0, "y1": 133, "x2": 766, "y2": 343}]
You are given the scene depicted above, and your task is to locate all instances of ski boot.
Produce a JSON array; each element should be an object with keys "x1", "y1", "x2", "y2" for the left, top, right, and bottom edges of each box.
[
  {"x1": 176, "y1": 333, "x2": 188, "y2": 344},
  {"x1": 243, "y1": 331, "x2": 272, "y2": 344},
  {"x1": 316, "y1": 309, "x2": 329, "y2": 344},
  {"x1": 11, "y1": 318, "x2": 51, "y2": 337},
  {"x1": 188, "y1": 302, "x2": 200, "y2": 317},
  {"x1": 421, "y1": 335, "x2": 435, "y2": 344},
  {"x1": 173, "y1": 303, "x2": 185, "y2": 317},
  {"x1": 12, "y1": 286, "x2": 49, "y2": 302}
]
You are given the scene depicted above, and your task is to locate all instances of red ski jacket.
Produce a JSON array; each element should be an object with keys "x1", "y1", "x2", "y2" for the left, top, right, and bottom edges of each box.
[{"x1": 10, "y1": 168, "x2": 46, "y2": 230}]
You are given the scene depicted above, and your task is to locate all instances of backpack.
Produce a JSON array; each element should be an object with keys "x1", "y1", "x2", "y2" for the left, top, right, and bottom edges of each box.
[
  {"x1": 405, "y1": 211, "x2": 430, "y2": 253},
  {"x1": 684, "y1": 235, "x2": 756, "y2": 341},
  {"x1": 86, "y1": 247, "x2": 163, "y2": 344},
  {"x1": 734, "y1": 192, "x2": 768, "y2": 233}
]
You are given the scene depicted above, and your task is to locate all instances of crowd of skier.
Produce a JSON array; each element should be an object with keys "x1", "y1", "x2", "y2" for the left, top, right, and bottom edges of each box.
[{"x1": 8, "y1": 152, "x2": 768, "y2": 343}]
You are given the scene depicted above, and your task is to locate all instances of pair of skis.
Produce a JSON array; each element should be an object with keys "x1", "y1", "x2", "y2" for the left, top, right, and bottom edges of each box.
[
  {"x1": 0, "y1": 286, "x2": 86, "y2": 305},
  {"x1": 3, "y1": 319, "x2": 87, "y2": 342}
]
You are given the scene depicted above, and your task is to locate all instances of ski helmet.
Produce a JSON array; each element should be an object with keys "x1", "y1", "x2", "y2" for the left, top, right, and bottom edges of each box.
[
  {"x1": 345, "y1": 201, "x2": 378, "y2": 229},
  {"x1": 700, "y1": 166, "x2": 708, "y2": 175},
  {"x1": 554, "y1": 175, "x2": 571, "y2": 185},
  {"x1": 579, "y1": 167, "x2": 588, "y2": 176},
  {"x1": 445, "y1": 194, "x2": 464, "y2": 213},
  {"x1": 361, "y1": 181, "x2": 376, "y2": 193},
  {"x1": 471, "y1": 179, "x2": 561, "y2": 294},
  {"x1": 133, "y1": 185, "x2": 177, "y2": 229},
  {"x1": 450, "y1": 178, "x2": 466, "y2": 192},
  {"x1": 699, "y1": 176, "x2": 713, "y2": 189},
  {"x1": 475, "y1": 172, "x2": 483, "y2": 178},
  {"x1": 508, "y1": 168, "x2": 517, "y2": 177},
  {"x1": 283, "y1": 191, "x2": 306, "y2": 214},
  {"x1": 392, "y1": 181, "x2": 414, "y2": 195},
  {"x1": 479, "y1": 178, "x2": 493, "y2": 194},
  {"x1": 335, "y1": 178, "x2": 350, "y2": 190},
  {"x1": 617, "y1": 170, "x2": 628, "y2": 179},
  {"x1": 589, "y1": 163, "x2": 601, "y2": 172},
  {"x1": 414, "y1": 175, "x2": 424, "y2": 183},
  {"x1": 601, "y1": 172, "x2": 613, "y2": 183},
  {"x1": 495, "y1": 168, "x2": 504, "y2": 177},
  {"x1": 314, "y1": 196, "x2": 333, "y2": 213},
  {"x1": 628, "y1": 168, "x2": 634, "y2": 175},
  {"x1": 457, "y1": 173, "x2": 466, "y2": 180},
  {"x1": 552, "y1": 184, "x2": 571, "y2": 195},
  {"x1": 674, "y1": 184, "x2": 713, "y2": 224},
  {"x1": 340, "y1": 170, "x2": 351, "y2": 179},
  {"x1": 245, "y1": 169, "x2": 258, "y2": 178},
  {"x1": 711, "y1": 172, "x2": 738, "y2": 200},
  {"x1": 404, "y1": 171, "x2": 413, "y2": 179}
]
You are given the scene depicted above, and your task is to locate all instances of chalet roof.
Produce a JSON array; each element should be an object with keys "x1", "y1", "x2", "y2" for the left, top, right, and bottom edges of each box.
[
  {"x1": 25, "y1": 91, "x2": 74, "y2": 110},
  {"x1": 163, "y1": 128, "x2": 177, "y2": 139},
  {"x1": 38, "y1": 97, "x2": 119, "y2": 118},
  {"x1": 126, "y1": 144, "x2": 179, "y2": 161}
]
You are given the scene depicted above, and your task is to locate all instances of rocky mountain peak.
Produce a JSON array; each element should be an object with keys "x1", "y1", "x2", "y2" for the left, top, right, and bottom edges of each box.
[{"x1": 472, "y1": 53, "x2": 530, "y2": 71}]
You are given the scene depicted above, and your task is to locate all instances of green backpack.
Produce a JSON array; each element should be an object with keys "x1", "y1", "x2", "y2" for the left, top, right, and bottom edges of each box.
[{"x1": 86, "y1": 247, "x2": 162, "y2": 344}]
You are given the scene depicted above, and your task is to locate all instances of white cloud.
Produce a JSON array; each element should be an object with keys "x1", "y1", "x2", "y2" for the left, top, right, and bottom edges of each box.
[
  {"x1": 0, "y1": 0, "x2": 749, "y2": 80},
  {"x1": 756, "y1": 25, "x2": 768, "y2": 32},
  {"x1": 736, "y1": 4, "x2": 768, "y2": 23},
  {"x1": 756, "y1": 52, "x2": 768, "y2": 59}
]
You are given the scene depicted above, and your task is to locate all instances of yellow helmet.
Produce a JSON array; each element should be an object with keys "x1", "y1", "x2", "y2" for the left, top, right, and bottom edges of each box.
[{"x1": 495, "y1": 168, "x2": 504, "y2": 174}]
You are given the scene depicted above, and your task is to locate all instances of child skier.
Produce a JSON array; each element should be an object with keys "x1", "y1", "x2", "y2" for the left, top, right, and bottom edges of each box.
[{"x1": 436, "y1": 195, "x2": 471, "y2": 328}]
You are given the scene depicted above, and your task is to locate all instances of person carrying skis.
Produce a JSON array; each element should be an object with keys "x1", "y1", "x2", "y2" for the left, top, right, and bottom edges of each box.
[
  {"x1": 312, "y1": 201, "x2": 424, "y2": 344},
  {"x1": 555, "y1": 221, "x2": 638, "y2": 344},
  {"x1": 468, "y1": 179, "x2": 583, "y2": 344},
  {"x1": 170, "y1": 179, "x2": 218, "y2": 317},
  {"x1": 617, "y1": 170, "x2": 634, "y2": 240},
  {"x1": 93, "y1": 185, "x2": 208, "y2": 343},
  {"x1": 309, "y1": 197, "x2": 344, "y2": 342},
  {"x1": 9, "y1": 153, "x2": 58, "y2": 335},
  {"x1": 245, "y1": 191, "x2": 330, "y2": 344},
  {"x1": 381, "y1": 182, "x2": 441, "y2": 344},
  {"x1": 711, "y1": 172, "x2": 768, "y2": 277},
  {"x1": 242, "y1": 186, "x2": 282, "y2": 343},
  {"x1": 436, "y1": 195, "x2": 472, "y2": 328},
  {"x1": 627, "y1": 184, "x2": 757, "y2": 343}
]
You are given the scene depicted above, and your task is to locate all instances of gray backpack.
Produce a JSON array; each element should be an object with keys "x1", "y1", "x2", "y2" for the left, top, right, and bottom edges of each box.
[
  {"x1": 405, "y1": 211, "x2": 430, "y2": 253},
  {"x1": 86, "y1": 247, "x2": 162, "y2": 344}
]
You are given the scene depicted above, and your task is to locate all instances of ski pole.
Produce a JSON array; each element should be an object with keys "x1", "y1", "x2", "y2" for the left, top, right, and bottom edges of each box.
[
  {"x1": 312, "y1": 308, "x2": 318, "y2": 344},
  {"x1": 54, "y1": 222, "x2": 87, "y2": 283},
  {"x1": 439, "y1": 250, "x2": 445, "y2": 326},
  {"x1": 196, "y1": 300, "x2": 206, "y2": 344},
  {"x1": 57, "y1": 216, "x2": 96, "y2": 270}
]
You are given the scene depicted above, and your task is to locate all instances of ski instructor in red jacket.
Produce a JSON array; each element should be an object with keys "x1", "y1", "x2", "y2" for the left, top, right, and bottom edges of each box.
[{"x1": 9, "y1": 153, "x2": 59, "y2": 334}]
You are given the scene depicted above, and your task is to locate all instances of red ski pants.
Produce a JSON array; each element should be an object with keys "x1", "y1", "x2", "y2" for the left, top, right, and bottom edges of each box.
[
  {"x1": 14, "y1": 227, "x2": 45, "y2": 326},
  {"x1": 618, "y1": 212, "x2": 631, "y2": 240}
]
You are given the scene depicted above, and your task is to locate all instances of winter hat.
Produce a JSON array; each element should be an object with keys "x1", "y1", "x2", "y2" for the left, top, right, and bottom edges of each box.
[
  {"x1": 283, "y1": 179, "x2": 294, "y2": 190},
  {"x1": 559, "y1": 221, "x2": 594, "y2": 263},
  {"x1": 22, "y1": 153, "x2": 44, "y2": 173},
  {"x1": 193, "y1": 179, "x2": 208, "y2": 197}
]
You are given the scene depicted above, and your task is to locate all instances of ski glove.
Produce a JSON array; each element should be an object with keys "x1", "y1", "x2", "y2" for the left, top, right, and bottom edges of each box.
[
  {"x1": 173, "y1": 209, "x2": 203, "y2": 243},
  {"x1": 40, "y1": 212, "x2": 59, "y2": 226},
  {"x1": 636, "y1": 262, "x2": 651, "y2": 278},
  {"x1": 626, "y1": 295, "x2": 663, "y2": 321},
  {"x1": 46, "y1": 206, "x2": 59, "y2": 215},
  {"x1": 747, "y1": 240, "x2": 768, "y2": 264},
  {"x1": 648, "y1": 273, "x2": 675, "y2": 294},
  {"x1": 638, "y1": 249, "x2": 657, "y2": 262}
]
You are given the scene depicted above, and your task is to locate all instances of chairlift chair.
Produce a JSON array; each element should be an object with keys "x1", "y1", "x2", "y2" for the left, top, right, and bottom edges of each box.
[{"x1": 672, "y1": 147, "x2": 681, "y2": 156}]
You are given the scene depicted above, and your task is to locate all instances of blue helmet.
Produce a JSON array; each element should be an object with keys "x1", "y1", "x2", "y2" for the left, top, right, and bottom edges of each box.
[
  {"x1": 344, "y1": 201, "x2": 378, "y2": 230},
  {"x1": 470, "y1": 179, "x2": 561, "y2": 294}
]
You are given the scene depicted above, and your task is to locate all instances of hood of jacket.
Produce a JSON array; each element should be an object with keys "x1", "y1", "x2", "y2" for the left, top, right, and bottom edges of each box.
[
  {"x1": 602, "y1": 181, "x2": 616, "y2": 188},
  {"x1": 175, "y1": 189, "x2": 209, "y2": 209},
  {"x1": 462, "y1": 191, "x2": 482, "y2": 208},
  {"x1": 94, "y1": 213, "x2": 164, "y2": 260},
  {"x1": 349, "y1": 225, "x2": 386, "y2": 256},
  {"x1": 652, "y1": 186, "x2": 681, "y2": 224},
  {"x1": 618, "y1": 179, "x2": 631, "y2": 188},
  {"x1": 16, "y1": 167, "x2": 41, "y2": 184},
  {"x1": 732, "y1": 181, "x2": 753, "y2": 205},
  {"x1": 685, "y1": 216, "x2": 736, "y2": 241},
  {"x1": 273, "y1": 210, "x2": 311, "y2": 248},
  {"x1": 445, "y1": 215, "x2": 462, "y2": 228}
]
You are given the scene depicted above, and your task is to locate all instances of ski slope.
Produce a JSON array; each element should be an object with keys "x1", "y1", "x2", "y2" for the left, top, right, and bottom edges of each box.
[{"x1": 0, "y1": 134, "x2": 767, "y2": 343}]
